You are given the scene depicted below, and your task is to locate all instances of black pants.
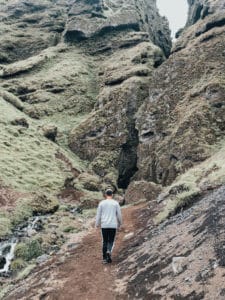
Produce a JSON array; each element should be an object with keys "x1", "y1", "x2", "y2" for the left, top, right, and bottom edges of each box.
[{"x1": 101, "y1": 228, "x2": 116, "y2": 259}]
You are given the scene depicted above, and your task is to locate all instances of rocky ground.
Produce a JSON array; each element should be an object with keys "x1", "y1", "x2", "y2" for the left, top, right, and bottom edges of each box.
[
  {"x1": 116, "y1": 186, "x2": 225, "y2": 299},
  {"x1": 2, "y1": 186, "x2": 225, "y2": 299},
  {"x1": 1, "y1": 204, "x2": 146, "y2": 300}
]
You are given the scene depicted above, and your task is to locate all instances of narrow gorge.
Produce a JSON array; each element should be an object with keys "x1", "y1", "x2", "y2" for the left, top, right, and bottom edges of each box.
[{"x1": 0, "y1": 0, "x2": 225, "y2": 299}]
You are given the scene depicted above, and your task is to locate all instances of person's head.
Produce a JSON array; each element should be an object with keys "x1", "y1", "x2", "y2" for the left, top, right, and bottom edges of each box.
[{"x1": 105, "y1": 188, "x2": 113, "y2": 198}]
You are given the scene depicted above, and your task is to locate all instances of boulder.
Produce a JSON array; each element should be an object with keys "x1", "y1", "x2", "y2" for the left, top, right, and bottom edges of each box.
[
  {"x1": 11, "y1": 117, "x2": 29, "y2": 128},
  {"x1": 125, "y1": 180, "x2": 162, "y2": 203},
  {"x1": 75, "y1": 173, "x2": 101, "y2": 192},
  {"x1": 172, "y1": 256, "x2": 187, "y2": 275},
  {"x1": 30, "y1": 193, "x2": 59, "y2": 214},
  {"x1": 41, "y1": 124, "x2": 58, "y2": 142}
]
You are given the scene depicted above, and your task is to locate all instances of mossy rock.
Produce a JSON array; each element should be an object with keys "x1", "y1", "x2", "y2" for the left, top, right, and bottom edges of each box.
[
  {"x1": 10, "y1": 258, "x2": 26, "y2": 272},
  {"x1": 89, "y1": 151, "x2": 119, "y2": 176},
  {"x1": 14, "y1": 243, "x2": 30, "y2": 260},
  {"x1": 30, "y1": 193, "x2": 59, "y2": 214},
  {"x1": 75, "y1": 172, "x2": 101, "y2": 192},
  {"x1": 79, "y1": 191, "x2": 103, "y2": 209},
  {"x1": 58, "y1": 204, "x2": 70, "y2": 212},
  {"x1": 10, "y1": 198, "x2": 33, "y2": 226},
  {"x1": 15, "y1": 239, "x2": 43, "y2": 261}
]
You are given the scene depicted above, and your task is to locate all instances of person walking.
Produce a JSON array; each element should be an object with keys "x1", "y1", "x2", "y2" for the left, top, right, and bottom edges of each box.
[{"x1": 96, "y1": 188, "x2": 122, "y2": 264}]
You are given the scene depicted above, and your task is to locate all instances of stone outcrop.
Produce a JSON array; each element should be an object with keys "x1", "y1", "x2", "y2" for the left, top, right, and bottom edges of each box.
[
  {"x1": 116, "y1": 185, "x2": 225, "y2": 299},
  {"x1": 135, "y1": 0, "x2": 225, "y2": 186},
  {"x1": 64, "y1": 0, "x2": 171, "y2": 57},
  {"x1": 0, "y1": 0, "x2": 69, "y2": 63},
  {"x1": 0, "y1": 2, "x2": 171, "y2": 258},
  {"x1": 67, "y1": 0, "x2": 171, "y2": 189},
  {"x1": 186, "y1": 0, "x2": 225, "y2": 26},
  {"x1": 125, "y1": 180, "x2": 162, "y2": 203}
]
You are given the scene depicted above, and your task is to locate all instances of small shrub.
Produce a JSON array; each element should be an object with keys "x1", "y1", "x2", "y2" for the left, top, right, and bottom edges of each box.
[
  {"x1": 15, "y1": 239, "x2": 42, "y2": 261},
  {"x1": 10, "y1": 258, "x2": 26, "y2": 272},
  {"x1": 63, "y1": 226, "x2": 76, "y2": 233}
]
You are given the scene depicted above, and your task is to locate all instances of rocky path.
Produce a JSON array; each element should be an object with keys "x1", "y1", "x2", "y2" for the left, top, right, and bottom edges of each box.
[{"x1": 4, "y1": 203, "x2": 146, "y2": 300}]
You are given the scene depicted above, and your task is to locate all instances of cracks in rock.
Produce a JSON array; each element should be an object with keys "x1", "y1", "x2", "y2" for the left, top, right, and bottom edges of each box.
[
  {"x1": 117, "y1": 125, "x2": 139, "y2": 189},
  {"x1": 195, "y1": 16, "x2": 225, "y2": 37}
]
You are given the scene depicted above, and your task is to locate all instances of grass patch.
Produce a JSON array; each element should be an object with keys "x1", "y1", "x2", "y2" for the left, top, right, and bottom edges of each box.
[
  {"x1": 15, "y1": 239, "x2": 42, "y2": 261},
  {"x1": 155, "y1": 139, "x2": 225, "y2": 224},
  {"x1": 0, "y1": 215, "x2": 12, "y2": 239},
  {"x1": 16, "y1": 264, "x2": 36, "y2": 281},
  {"x1": 0, "y1": 97, "x2": 85, "y2": 195}
]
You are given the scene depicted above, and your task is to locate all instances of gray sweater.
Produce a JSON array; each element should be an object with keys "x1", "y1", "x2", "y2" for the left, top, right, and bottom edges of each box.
[{"x1": 96, "y1": 199, "x2": 122, "y2": 229}]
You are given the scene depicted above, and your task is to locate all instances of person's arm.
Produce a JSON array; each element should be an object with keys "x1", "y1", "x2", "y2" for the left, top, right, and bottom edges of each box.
[
  {"x1": 95, "y1": 203, "x2": 102, "y2": 228},
  {"x1": 116, "y1": 203, "x2": 122, "y2": 227}
]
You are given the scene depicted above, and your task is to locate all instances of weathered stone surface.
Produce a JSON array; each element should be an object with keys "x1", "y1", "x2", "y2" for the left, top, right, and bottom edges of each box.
[
  {"x1": 11, "y1": 117, "x2": 29, "y2": 128},
  {"x1": 69, "y1": 39, "x2": 165, "y2": 188},
  {"x1": 136, "y1": 0, "x2": 225, "y2": 186},
  {"x1": 64, "y1": 0, "x2": 171, "y2": 57},
  {"x1": 0, "y1": 0, "x2": 69, "y2": 63},
  {"x1": 116, "y1": 185, "x2": 225, "y2": 299},
  {"x1": 186, "y1": 0, "x2": 225, "y2": 27},
  {"x1": 125, "y1": 180, "x2": 162, "y2": 203}
]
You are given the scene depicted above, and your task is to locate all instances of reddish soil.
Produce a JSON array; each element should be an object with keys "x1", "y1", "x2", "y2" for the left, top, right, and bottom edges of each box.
[
  {"x1": 47, "y1": 204, "x2": 145, "y2": 300},
  {"x1": 0, "y1": 187, "x2": 26, "y2": 210},
  {"x1": 5, "y1": 203, "x2": 147, "y2": 300}
]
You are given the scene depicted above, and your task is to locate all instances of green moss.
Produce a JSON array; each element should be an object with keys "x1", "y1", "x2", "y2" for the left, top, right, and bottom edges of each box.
[
  {"x1": 14, "y1": 243, "x2": 29, "y2": 260},
  {"x1": 0, "y1": 98, "x2": 86, "y2": 195},
  {"x1": 10, "y1": 198, "x2": 33, "y2": 226},
  {"x1": 0, "y1": 216, "x2": 12, "y2": 239},
  {"x1": 89, "y1": 150, "x2": 119, "y2": 176},
  {"x1": 0, "y1": 285, "x2": 13, "y2": 300},
  {"x1": 80, "y1": 190, "x2": 103, "y2": 209},
  {"x1": 58, "y1": 204, "x2": 70, "y2": 212},
  {"x1": 16, "y1": 264, "x2": 36, "y2": 281},
  {"x1": 155, "y1": 139, "x2": 225, "y2": 224},
  {"x1": 10, "y1": 258, "x2": 26, "y2": 272},
  {"x1": 63, "y1": 226, "x2": 77, "y2": 233},
  {"x1": 15, "y1": 239, "x2": 42, "y2": 261},
  {"x1": 30, "y1": 193, "x2": 59, "y2": 214},
  {"x1": 75, "y1": 173, "x2": 101, "y2": 192}
]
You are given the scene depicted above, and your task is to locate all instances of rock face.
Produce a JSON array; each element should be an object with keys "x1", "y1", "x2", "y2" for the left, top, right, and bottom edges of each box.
[
  {"x1": 116, "y1": 185, "x2": 225, "y2": 299},
  {"x1": 67, "y1": 0, "x2": 171, "y2": 189},
  {"x1": 135, "y1": 0, "x2": 225, "y2": 186},
  {"x1": 64, "y1": 0, "x2": 171, "y2": 57},
  {"x1": 0, "y1": 0, "x2": 171, "y2": 195},
  {"x1": 0, "y1": 0, "x2": 69, "y2": 63},
  {"x1": 125, "y1": 180, "x2": 162, "y2": 203},
  {"x1": 186, "y1": 0, "x2": 225, "y2": 27}
]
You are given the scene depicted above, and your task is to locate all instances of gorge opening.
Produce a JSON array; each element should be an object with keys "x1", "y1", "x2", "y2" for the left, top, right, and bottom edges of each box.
[{"x1": 157, "y1": 0, "x2": 189, "y2": 39}]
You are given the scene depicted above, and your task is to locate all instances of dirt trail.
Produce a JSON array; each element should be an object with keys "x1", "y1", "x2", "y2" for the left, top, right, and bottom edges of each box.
[
  {"x1": 48, "y1": 204, "x2": 144, "y2": 300},
  {"x1": 5, "y1": 203, "x2": 146, "y2": 300}
]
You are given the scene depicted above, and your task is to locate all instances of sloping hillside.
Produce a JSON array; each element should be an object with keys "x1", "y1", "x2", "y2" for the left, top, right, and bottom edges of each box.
[{"x1": 1, "y1": 0, "x2": 225, "y2": 299}]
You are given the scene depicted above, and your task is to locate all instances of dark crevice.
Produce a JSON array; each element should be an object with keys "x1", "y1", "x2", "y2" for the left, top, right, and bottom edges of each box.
[
  {"x1": 117, "y1": 126, "x2": 139, "y2": 189},
  {"x1": 64, "y1": 23, "x2": 140, "y2": 43},
  {"x1": 193, "y1": 4, "x2": 203, "y2": 24}
]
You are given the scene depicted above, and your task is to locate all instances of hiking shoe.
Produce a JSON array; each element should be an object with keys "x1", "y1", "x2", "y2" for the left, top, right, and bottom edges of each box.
[
  {"x1": 102, "y1": 259, "x2": 108, "y2": 264},
  {"x1": 106, "y1": 252, "x2": 112, "y2": 263}
]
